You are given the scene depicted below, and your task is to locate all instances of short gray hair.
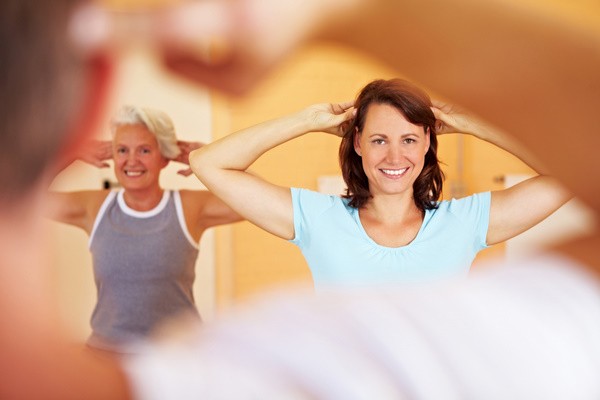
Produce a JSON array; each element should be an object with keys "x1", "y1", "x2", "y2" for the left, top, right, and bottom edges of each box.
[{"x1": 110, "y1": 106, "x2": 181, "y2": 159}]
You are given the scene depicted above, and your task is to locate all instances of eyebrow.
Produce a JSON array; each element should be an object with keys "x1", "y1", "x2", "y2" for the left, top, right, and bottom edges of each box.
[
  {"x1": 367, "y1": 132, "x2": 420, "y2": 138},
  {"x1": 114, "y1": 142, "x2": 154, "y2": 147}
]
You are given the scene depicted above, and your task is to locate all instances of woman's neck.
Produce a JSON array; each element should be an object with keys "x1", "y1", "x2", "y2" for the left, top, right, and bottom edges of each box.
[
  {"x1": 122, "y1": 186, "x2": 165, "y2": 211},
  {"x1": 362, "y1": 192, "x2": 421, "y2": 224},
  {"x1": 358, "y1": 192, "x2": 424, "y2": 248}
]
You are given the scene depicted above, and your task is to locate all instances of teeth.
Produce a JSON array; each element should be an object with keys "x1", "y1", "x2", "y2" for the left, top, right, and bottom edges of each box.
[
  {"x1": 125, "y1": 171, "x2": 143, "y2": 177},
  {"x1": 382, "y1": 168, "x2": 407, "y2": 176}
]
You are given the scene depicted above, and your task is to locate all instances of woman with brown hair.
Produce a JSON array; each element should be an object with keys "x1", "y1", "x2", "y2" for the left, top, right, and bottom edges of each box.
[{"x1": 190, "y1": 78, "x2": 569, "y2": 288}]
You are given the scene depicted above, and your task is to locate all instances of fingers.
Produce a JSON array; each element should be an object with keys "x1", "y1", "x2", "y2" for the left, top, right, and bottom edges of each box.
[
  {"x1": 333, "y1": 101, "x2": 355, "y2": 112},
  {"x1": 431, "y1": 99, "x2": 448, "y2": 110},
  {"x1": 155, "y1": 1, "x2": 234, "y2": 48},
  {"x1": 177, "y1": 168, "x2": 194, "y2": 177},
  {"x1": 430, "y1": 106, "x2": 445, "y2": 118},
  {"x1": 340, "y1": 107, "x2": 356, "y2": 123},
  {"x1": 431, "y1": 99, "x2": 457, "y2": 114},
  {"x1": 162, "y1": 52, "x2": 265, "y2": 95},
  {"x1": 71, "y1": 1, "x2": 335, "y2": 96},
  {"x1": 70, "y1": 1, "x2": 233, "y2": 54},
  {"x1": 322, "y1": 102, "x2": 355, "y2": 136},
  {"x1": 435, "y1": 120, "x2": 445, "y2": 132},
  {"x1": 154, "y1": 2, "x2": 269, "y2": 95},
  {"x1": 430, "y1": 106, "x2": 450, "y2": 133},
  {"x1": 88, "y1": 161, "x2": 110, "y2": 169},
  {"x1": 328, "y1": 106, "x2": 356, "y2": 137},
  {"x1": 178, "y1": 141, "x2": 204, "y2": 152},
  {"x1": 330, "y1": 101, "x2": 355, "y2": 126},
  {"x1": 173, "y1": 141, "x2": 204, "y2": 167}
]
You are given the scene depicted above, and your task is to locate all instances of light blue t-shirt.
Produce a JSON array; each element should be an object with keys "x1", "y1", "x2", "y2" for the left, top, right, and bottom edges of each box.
[{"x1": 290, "y1": 188, "x2": 491, "y2": 288}]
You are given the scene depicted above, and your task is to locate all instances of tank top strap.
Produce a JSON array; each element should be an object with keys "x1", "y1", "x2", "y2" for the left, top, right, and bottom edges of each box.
[{"x1": 89, "y1": 190, "x2": 118, "y2": 249}]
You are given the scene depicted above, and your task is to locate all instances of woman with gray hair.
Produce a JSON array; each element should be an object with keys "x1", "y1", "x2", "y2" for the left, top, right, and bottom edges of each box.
[
  {"x1": 49, "y1": 105, "x2": 242, "y2": 354},
  {"x1": 112, "y1": 105, "x2": 182, "y2": 159}
]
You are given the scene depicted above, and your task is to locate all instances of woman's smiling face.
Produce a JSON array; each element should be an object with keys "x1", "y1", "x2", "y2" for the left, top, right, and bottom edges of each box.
[
  {"x1": 354, "y1": 103, "x2": 430, "y2": 198},
  {"x1": 113, "y1": 124, "x2": 168, "y2": 190}
]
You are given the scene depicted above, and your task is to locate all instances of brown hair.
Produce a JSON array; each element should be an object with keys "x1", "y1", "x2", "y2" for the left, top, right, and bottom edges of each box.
[
  {"x1": 339, "y1": 79, "x2": 444, "y2": 211},
  {"x1": 0, "y1": 0, "x2": 87, "y2": 203}
]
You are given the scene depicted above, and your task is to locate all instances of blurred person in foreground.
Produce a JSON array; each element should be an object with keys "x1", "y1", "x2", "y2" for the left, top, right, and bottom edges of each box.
[
  {"x1": 1, "y1": 0, "x2": 599, "y2": 399},
  {"x1": 0, "y1": 1, "x2": 129, "y2": 399}
]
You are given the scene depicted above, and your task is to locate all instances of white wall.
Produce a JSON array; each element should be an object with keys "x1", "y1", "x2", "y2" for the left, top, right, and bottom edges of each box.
[{"x1": 49, "y1": 49, "x2": 215, "y2": 341}]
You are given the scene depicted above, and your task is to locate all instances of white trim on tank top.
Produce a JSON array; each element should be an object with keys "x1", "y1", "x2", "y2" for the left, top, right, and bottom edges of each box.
[
  {"x1": 173, "y1": 191, "x2": 199, "y2": 249},
  {"x1": 117, "y1": 189, "x2": 170, "y2": 218},
  {"x1": 88, "y1": 189, "x2": 199, "y2": 250},
  {"x1": 88, "y1": 190, "x2": 117, "y2": 249}
]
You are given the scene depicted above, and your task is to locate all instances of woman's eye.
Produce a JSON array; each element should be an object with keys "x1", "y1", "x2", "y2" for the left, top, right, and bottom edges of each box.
[
  {"x1": 404, "y1": 138, "x2": 416, "y2": 144},
  {"x1": 116, "y1": 148, "x2": 126, "y2": 154},
  {"x1": 373, "y1": 139, "x2": 385, "y2": 145}
]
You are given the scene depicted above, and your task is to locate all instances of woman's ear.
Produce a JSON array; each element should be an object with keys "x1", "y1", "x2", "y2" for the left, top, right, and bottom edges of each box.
[{"x1": 353, "y1": 127, "x2": 362, "y2": 156}]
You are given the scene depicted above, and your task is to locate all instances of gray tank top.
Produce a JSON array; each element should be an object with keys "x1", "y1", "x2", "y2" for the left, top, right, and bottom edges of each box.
[{"x1": 88, "y1": 189, "x2": 199, "y2": 352}]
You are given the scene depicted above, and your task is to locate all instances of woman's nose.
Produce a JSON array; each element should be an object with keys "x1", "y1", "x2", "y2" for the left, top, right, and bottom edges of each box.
[
  {"x1": 386, "y1": 145, "x2": 403, "y2": 163},
  {"x1": 127, "y1": 152, "x2": 138, "y2": 163}
]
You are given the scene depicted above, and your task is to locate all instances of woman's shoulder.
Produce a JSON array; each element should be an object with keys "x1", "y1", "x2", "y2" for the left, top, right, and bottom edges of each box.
[
  {"x1": 177, "y1": 189, "x2": 213, "y2": 204},
  {"x1": 437, "y1": 191, "x2": 491, "y2": 206},
  {"x1": 177, "y1": 189, "x2": 228, "y2": 217},
  {"x1": 291, "y1": 188, "x2": 351, "y2": 221},
  {"x1": 292, "y1": 187, "x2": 346, "y2": 205},
  {"x1": 433, "y1": 191, "x2": 492, "y2": 218},
  {"x1": 78, "y1": 189, "x2": 114, "y2": 208}
]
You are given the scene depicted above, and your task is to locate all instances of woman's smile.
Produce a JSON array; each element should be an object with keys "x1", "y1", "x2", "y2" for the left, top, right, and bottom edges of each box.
[
  {"x1": 124, "y1": 169, "x2": 146, "y2": 177},
  {"x1": 380, "y1": 167, "x2": 409, "y2": 177}
]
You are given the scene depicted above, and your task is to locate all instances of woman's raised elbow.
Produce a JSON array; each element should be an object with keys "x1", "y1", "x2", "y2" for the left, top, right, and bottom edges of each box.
[{"x1": 189, "y1": 147, "x2": 210, "y2": 180}]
